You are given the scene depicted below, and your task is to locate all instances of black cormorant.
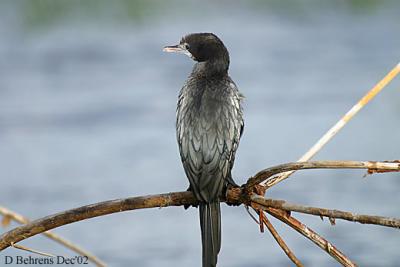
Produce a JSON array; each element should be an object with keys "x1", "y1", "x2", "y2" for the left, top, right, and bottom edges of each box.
[{"x1": 164, "y1": 33, "x2": 244, "y2": 267}]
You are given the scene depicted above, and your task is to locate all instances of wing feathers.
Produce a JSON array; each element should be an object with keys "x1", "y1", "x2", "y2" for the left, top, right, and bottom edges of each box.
[{"x1": 177, "y1": 77, "x2": 244, "y2": 202}]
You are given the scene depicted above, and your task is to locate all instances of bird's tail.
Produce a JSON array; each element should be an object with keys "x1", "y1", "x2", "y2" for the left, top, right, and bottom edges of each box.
[{"x1": 199, "y1": 201, "x2": 221, "y2": 267}]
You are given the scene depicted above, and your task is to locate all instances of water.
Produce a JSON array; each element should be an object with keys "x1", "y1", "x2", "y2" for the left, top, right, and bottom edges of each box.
[{"x1": 1, "y1": 1, "x2": 399, "y2": 266}]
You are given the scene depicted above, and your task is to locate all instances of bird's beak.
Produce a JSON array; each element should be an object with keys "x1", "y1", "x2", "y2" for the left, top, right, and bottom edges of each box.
[
  {"x1": 163, "y1": 44, "x2": 184, "y2": 53},
  {"x1": 163, "y1": 44, "x2": 193, "y2": 58}
]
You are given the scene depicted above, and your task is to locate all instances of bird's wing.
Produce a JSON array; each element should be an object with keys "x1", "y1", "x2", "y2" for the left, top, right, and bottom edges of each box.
[
  {"x1": 226, "y1": 81, "x2": 244, "y2": 177},
  {"x1": 176, "y1": 80, "x2": 244, "y2": 202}
]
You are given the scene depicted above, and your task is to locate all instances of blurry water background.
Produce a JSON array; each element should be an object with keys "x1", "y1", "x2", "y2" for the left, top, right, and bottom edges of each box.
[{"x1": 0, "y1": 0, "x2": 399, "y2": 266}]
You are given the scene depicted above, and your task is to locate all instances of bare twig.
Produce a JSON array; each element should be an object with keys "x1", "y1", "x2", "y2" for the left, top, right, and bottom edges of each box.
[
  {"x1": 0, "y1": 206, "x2": 106, "y2": 267},
  {"x1": 265, "y1": 207, "x2": 358, "y2": 267},
  {"x1": 11, "y1": 242, "x2": 55, "y2": 258},
  {"x1": 247, "y1": 160, "x2": 400, "y2": 189},
  {"x1": 251, "y1": 196, "x2": 400, "y2": 228},
  {"x1": 245, "y1": 205, "x2": 260, "y2": 225},
  {"x1": 262, "y1": 62, "x2": 400, "y2": 188},
  {"x1": 261, "y1": 212, "x2": 304, "y2": 267}
]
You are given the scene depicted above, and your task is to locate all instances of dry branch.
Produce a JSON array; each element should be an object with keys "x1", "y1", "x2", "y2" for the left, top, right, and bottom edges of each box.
[
  {"x1": 0, "y1": 206, "x2": 106, "y2": 267},
  {"x1": 0, "y1": 191, "x2": 199, "y2": 250},
  {"x1": 0, "y1": 160, "x2": 399, "y2": 266},
  {"x1": 246, "y1": 160, "x2": 400, "y2": 189},
  {"x1": 262, "y1": 62, "x2": 400, "y2": 188},
  {"x1": 251, "y1": 196, "x2": 400, "y2": 228},
  {"x1": 265, "y1": 207, "x2": 358, "y2": 267}
]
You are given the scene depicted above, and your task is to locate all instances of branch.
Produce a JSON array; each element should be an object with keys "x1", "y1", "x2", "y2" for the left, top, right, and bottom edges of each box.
[
  {"x1": 251, "y1": 196, "x2": 400, "y2": 229},
  {"x1": 246, "y1": 160, "x2": 400, "y2": 189},
  {"x1": 0, "y1": 206, "x2": 106, "y2": 267},
  {"x1": 261, "y1": 62, "x2": 400, "y2": 188},
  {"x1": 0, "y1": 159, "x2": 398, "y2": 264},
  {"x1": 0, "y1": 191, "x2": 201, "y2": 250},
  {"x1": 264, "y1": 207, "x2": 358, "y2": 267}
]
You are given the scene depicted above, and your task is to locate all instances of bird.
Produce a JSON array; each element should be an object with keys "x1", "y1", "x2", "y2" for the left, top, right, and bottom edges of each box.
[{"x1": 164, "y1": 33, "x2": 244, "y2": 267}]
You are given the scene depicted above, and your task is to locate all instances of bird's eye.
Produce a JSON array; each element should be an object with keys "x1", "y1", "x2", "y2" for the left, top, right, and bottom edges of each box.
[{"x1": 184, "y1": 43, "x2": 190, "y2": 50}]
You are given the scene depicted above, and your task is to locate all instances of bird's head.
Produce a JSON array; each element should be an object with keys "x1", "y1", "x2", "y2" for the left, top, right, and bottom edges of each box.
[{"x1": 163, "y1": 33, "x2": 229, "y2": 67}]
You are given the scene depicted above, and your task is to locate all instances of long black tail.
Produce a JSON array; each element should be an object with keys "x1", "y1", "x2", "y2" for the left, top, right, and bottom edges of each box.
[{"x1": 199, "y1": 201, "x2": 221, "y2": 267}]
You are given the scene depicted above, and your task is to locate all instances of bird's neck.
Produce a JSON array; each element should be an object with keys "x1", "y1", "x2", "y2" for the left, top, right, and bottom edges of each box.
[{"x1": 192, "y1": 58, "x2": 229, "y2": 77}]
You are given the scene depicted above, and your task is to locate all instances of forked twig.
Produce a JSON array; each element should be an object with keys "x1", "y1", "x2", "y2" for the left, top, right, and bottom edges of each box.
[
  {"x1": 262, "y1": 62, "x2": 400, "y2": 188},
  {"x1": 246, "y1": 160, "x2": 400, "y2": 189},
  {"x1": 265, "y1": 207, "x2": 358, "y2": 267}
]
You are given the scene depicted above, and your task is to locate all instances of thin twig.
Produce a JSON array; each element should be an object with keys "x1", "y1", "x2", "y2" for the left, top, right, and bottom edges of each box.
[
  {"x1": 262, "y1": 62, "x2": 400, "y2": 188},
  {"x1": 251, "y1": 196, "x2": 400, "y2": 228},
  {"x1": 0, "y1": 206, "x2": 106, "y2": 267},
  {"x1": 11, "y1": 242, "x2": 55, "y2": 258},
  {"x1": 265, "y1": 207, "x2": 358, "y2": 267},
  {"x1": 247, "y1": 160, "x2": 400, "y2": 189},
  {"x1": 261, "y1": 212, "x2": 304, "y2": 267},
  {"x1": 245, "y1": 205, "x2": 260, "y2": 225}
]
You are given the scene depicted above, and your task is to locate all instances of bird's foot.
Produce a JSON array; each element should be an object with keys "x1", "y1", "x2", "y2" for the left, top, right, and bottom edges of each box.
[
  {"x1": 184, "y1": 185, "x2": 198, "y2": 209},
  {"x1": 224, "y1": 183, "x2": 241, "y2": 206},
  {"x1": 226, "y1": 176, "x2": 239, "y2": 187}
]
